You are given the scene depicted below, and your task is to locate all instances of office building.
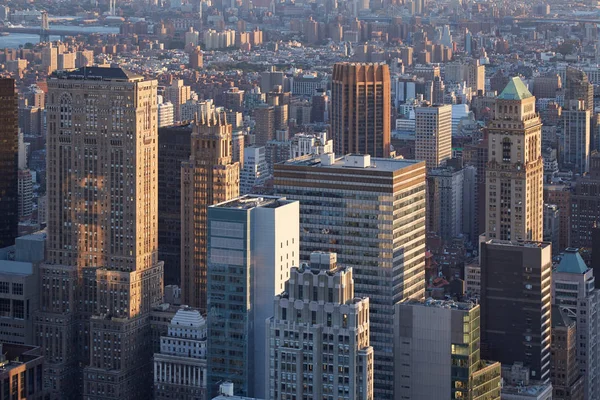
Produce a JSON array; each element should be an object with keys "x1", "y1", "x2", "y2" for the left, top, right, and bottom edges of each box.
[
  {"x1": 275, "y1": 153, "x2": 426, "y2": 399},
  {"x1": 254, "y1": 104, "x2": 275, "y2": 146},
  {"x1": 332, "y1": 62, "x2": 391, "y2": 158},
  {"x1": 0, "y1": 232, "x2": 45, "y2": 345},
  {"x1": 553, "y1": 248, "x2": 600, "y2": 400},
  {"x1": 158, "y1": 125, "x2": 192, "y2": 286},
  {"x1": 394, "y1": 299, "x2": 501, "y2": 400},
  {"x1": 239, "y1": 146, "x2": 269, "y2": 194},
  {"x1": 543, "y1": 204, "x2": 560, "y2": 255},
  {"x1": 153, "y1": 307, "x2": 207, "y2": 400},
  {"x1": 550, "y1": 306, "x2": 584, "y2": 400},
  {"x1": 544, "y1": 184, "x2": 571, "y2": 251},
  {"x1": 181, "y1": 111, "x2": 240, "y2": 311},
  {"x1": 17, "y1": 169, "x2": 33, "y2": 220},
  {"x1": 207, "y1": 195, "x2": 299, "y2": 398},
  {"x1": 260, "y1": 67, "x2": 285, "y2": 93},
  {"x1": 166, "y1": 79, "x2": 192, "y2": 123},
  {"x1": 415, "y1": 104, "x2": 452, "y2": 168},
  {"x1": 426, "y1": 164, "x2": 464, "y2": 241},
  {"x1": 564, "y1": 67, "x2": 594, "y2": 112},
  {"x1": 38, "y1": 67, "x2": 164, "y2": 400},
  {"x1": 485, "y1": 77, "x2": 544, "y2": 242},
  {"x1": 480, "y1": 240, "x2": 552, "y2": 382},
  {"x1": 571, "y1": 151, "x2": 600, "y2": 250},
  {"x1": 561, "y1": 100, "x2": 590, "y2": 175},
  {"x1": 0, "y1": 343, "x2": 47, "y2": 399},
  {"x1": 0, "y1": 79, "x2": 18, "y2": 248},
  {"x1": 266, "y1": 252, "x2": 373, "y2": 400}
]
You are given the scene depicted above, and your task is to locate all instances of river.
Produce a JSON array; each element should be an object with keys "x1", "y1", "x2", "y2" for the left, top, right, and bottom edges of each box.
[{"x1": 0, "y1": 25, "x2": 120, "y2": 48}]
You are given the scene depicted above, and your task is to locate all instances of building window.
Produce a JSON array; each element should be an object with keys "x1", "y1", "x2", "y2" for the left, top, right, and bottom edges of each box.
[
  {"x1": 0, "y1": 282, "x2": 8, "y2": 294},
  {"x1": 12, "y1": 283, "x2": 23, "y2": 296}
]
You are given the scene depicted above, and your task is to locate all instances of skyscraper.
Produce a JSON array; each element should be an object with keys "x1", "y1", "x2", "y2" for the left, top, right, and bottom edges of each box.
[
  {"x1": 561, "y1": 100, "x2": 590, "y2": 175},
  {"x1": 415, "y1": 104, "x2": 452, "y2": 168},
  {"x1": 550, "y1": 306, "x2": 585, "y2": 400},
  {"x1": 0, "y1": 78, "x2": 18, "y2": 248},
  {"x1": 181, "y1": 110, "x2": 240, "y2": 311},
  {"x1": 206, "y1": 195, "x2": 299, "y2": 398},
  {"x1": 394, "y1": 299, "x2": 501, "y2": 400},
  {"x1": 275, "y1": 153, "x2": 426, "y2": 399},
  {"x1": 564, "y1": 66, "x2": 594, "y2": 112},
  {"x1": 485, "y1": 77, "x2": 544, "y2": 242},
  {"x1": 38, "y1": 67, "x2": 164, "y2": 399},
  {"x1": 267, "y1": 252, "x2": 374, "y2": 400},
  {"x1": 553, "y1": 248, "x2": 600, "y2": 400},
  {"x1": 571, "y1": 151, "x2": 600, "y2": 250},
  {"x1": 480, "y1": 239, "x2": 552, "y2": 383},
  {"x1": 332, "y1": 62, "x2": 391, "y2": 158}
]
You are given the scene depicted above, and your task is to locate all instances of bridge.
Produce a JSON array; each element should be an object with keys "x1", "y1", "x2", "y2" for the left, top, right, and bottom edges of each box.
[
  {"x1": 0, "y1": 25, "x2": 116, "y2": 40},
  {"x1": 512, "y1": 17, "x2": 600, "y2": 24}
]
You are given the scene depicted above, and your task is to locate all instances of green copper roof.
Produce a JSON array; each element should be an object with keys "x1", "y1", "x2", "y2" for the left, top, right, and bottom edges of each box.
[
  {"x1": 556, "y1": 248, "x2": 588, "y2": 274},
  {"x1": 497, "y1": 77, "x2": 533, "y2": 100}
]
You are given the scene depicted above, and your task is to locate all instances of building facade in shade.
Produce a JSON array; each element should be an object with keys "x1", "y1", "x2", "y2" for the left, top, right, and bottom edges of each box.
[
  {"x1": 570, "y1": 151, "x2": 600, "y2": 250},
  {"x1": 552, "y1": 248, "x2": 600, "y2": 400},
  {"x1": 253, "y1": 104, "x2": 275, "y2": 146},
  {"x1": 415, "y1": 104, "x2": 452, "y2": 168},
  {"x1": 206, "y1": 195, "x2": 299, "y2": 399},
  {"x1": 158, "y1": 125, "x2": 192, "y2": 286},
  {"x1": 37, "y1": 67, "x2": 164, "y2": 400},
  {"x1": 394, "y1": 299, "x2": 501, "y2": 400},
  {"x1": 564, "y1": 67, "x2": 594, "y2": 112},
  {"x1": 274, "y1": 153, "x2": 427, "y2": 399},
  {"x1": 266, "y1": 252, "x2": 373, "y2": 400},
  {"x1": 17, "y1": 168, "x2": 33, "y2": 220},
  {"x1": 239, "y1": 146, "x2": 269, "y2": 194},
  {"x1": 331, "y1": 62, "x2": 391, "y2": 158},
  {"x1": 561, "y1": 100, "x2": 590, "y2": 175},
  {"x1": 426, "y1": 164, "x2": 464, "y2": 241},
  {"x1": 0, "y1": 343, "x2": 47, "y2": 399},
  {"x1": 181, "y1": 111, "x2": 240, "y2": 311},
  {"x1": 543, "y1": 204, "x2": 560, "y2": 255},
  {"x1": 153, "y1": 307, "x2": 207, "y2": 400},
  {"x1": 0, "y1": 78, "x2": 19, "y2": 248},
  {"x1": 0, "y1": 232, "x2": 45, "y2": 345},
  {"x1": 544, "y1": 184, "x2": 571, "y2": 252},
  {"x1": 550, "y1": 306, "x2": 585, "y2": 400},
  {"x1": 479, "y1": 239, "x2": 552, "y2": 382},
  {"x1": 485, "y1": 77, "x2": 544, "y2": 242}
]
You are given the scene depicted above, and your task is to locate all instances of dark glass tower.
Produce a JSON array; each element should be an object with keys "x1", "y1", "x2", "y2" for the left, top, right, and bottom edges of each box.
[{"x1": 0, "y1": 78, "x2": 19, "y2": 248}]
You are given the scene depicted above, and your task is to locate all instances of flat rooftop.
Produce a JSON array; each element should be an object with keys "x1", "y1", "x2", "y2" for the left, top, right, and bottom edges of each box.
[
  {"x1": 400, "y1": 297, "x2": 476, "y2": 311},
  {"x1": 279, "y1": 154, "x2": 423, "y2": 172},
  {"x1": 211, "y1": 195, "x2": 293, "y2": 210},
  {"x1": 52, "y1": 67, "x2": 143, "y2": 82},
  {"x1": 502, "y1": 383, "x2": 552, "y2": 396},
  {"x1": 0, "y1": 261, "x2": 33, "y2": 275},
  {"x1": 483, "y1": 238, "x2": 552, "y2": 250}
]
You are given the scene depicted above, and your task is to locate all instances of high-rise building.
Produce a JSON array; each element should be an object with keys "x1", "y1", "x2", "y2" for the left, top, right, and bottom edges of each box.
[
  {"x1": 239, "y1": 146, "x2": 269, "y2": 194},
  {"x1": 206, "y1": 195, "x2": 299, "y2": 398},
  {"x1": 180, "y1": 111, "x2": 239, "y2": 311},
  {"x1": 485, "y1": 77, "x2": 544, "y2": 242},
  {"x1": 266, "y1": 252, "x2": 373, "y2": 400},
  {"x1": 543, "y1": 204, "x2": 560, "y2": 255},
  {"x1": 550, "y1": 305, "x2": 585, "y2": 400},
  {"x1": 0, "y1": 78, "x2": 18, "y2": 248},
  {"x1": 415, "y1": 104, "x2": 452, "y2": 168},
  {"x1": 275, "y1": 153, "x2": 426, "y2": 399},
  {"x1": 553, "y1": 248, "x2": 600, "y2": 400},
  {"x1": 561, "y1": 100, "x2": 590, "y2": 175},
  {"x1": 166, "y1": 79, "x2": 192, "y2": 123},
  {"x1": 38, "y1": 67, "x2": 164, "y2": 400},
  {"x1": 544, "y1": 183, "x2": 571, "y2": 251},
  {"x1": 0, "y1": 343, "x2": 47, "y2": 399},
  {"x1": 564, "y1": 67, "x2": 594, "y2": 112},
  {"x1": 426, "y1": 164, "x2": 464, "y2": 241},
  {"x1": 332, "y1": 62, "x2": 391, "y2": 158},
  {"x1": 254, "y1": 104, "x2": 275, "y2": 146},
  {"x1": 153, "y1": 307, "x2": 207, "y2": 400},
  {"x1": 570, "y1": 151, "x2": 600, "y2": 250},
  {"x1": 17, "y1": 169, "x2": 33, "y2": 220},
  {"x1": 480, "y1": 239, "x2": 552, "y2": 382},
  {"x1": 158, "y1": 125, "x2": 192, "y2": 286},
  {"x1": 394, "y1": 299, "x2": 502, "y2": 400}
]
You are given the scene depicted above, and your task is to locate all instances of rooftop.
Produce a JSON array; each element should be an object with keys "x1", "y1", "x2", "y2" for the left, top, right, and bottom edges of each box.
[
  {"x1": 556, "y1": 248, "x2": 588, "y2": 274},
  {"x1": 0, "y1": 261, "x2": 33, "y2": 275},
  {"x1": 279, "y1": 153, "x2": 423, "y2": 172},
  {"x1": 211, "y1": 195, "x2": 293, "y2": 210},
  {"x1": 483, "y1": 238, "x2": 551, "y2": 250},
  {"x1": 52, "y1": 67, "x2": 144, "y2": 82},
  {"x1": 502, "y1": 383, "x2": 552, "y2": 397},
  {"x1": 400, "y1": 297, "x2": 476, "y2": 311},
  {"x1": 171, "y1": 307, "x2": 205, "y2": 328},
  {"x1": 498, "y1": 77, "x2": 533, "y2": 100}
]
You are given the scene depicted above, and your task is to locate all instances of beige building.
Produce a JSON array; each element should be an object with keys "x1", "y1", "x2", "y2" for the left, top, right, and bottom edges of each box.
[
  {"x1": 485, "y1": 77, "x2": 544, "y2": 242},
  {"x1": 415, "y1": 104, "x2": 452, "y2": 168},
  {"x1": 165, "y1": 79, "x2": 192, "y2": 123},
  {"x1": 267, "y1": 252, "x2": 373, "y2": 400},
  {"x1": 180, "y1": 110, "x2": 239, "y2": 311},
  {"x1": 275, "y1": 153, "x2": 426, "y2": 398},
  {"x1": 38, "y1": 67, "x2": 164, "y2": 400}
]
